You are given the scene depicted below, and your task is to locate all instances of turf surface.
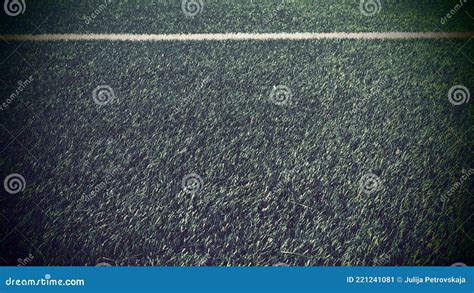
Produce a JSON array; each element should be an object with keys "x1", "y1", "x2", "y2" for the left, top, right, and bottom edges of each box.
[
  {"x1": 0, "y1": 0, "x2": 473, "y2": 34},
  {"x1": 1, "y1": 37, "x2": 473, "y2": 265}
]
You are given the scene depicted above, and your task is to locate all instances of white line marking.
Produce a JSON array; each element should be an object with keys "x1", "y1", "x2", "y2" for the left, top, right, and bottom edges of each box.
[{"x1": 1, "y1": 32, "x2": 474, "y2": 42}]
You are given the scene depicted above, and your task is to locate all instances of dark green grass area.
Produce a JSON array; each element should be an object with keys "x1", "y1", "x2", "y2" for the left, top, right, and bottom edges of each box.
[
  {"x1": 0, "y1": 0, "x2": 473, "y2": 34},
  {"x1": 0, "y1": 39, "x2": 473, "y2": 266}
]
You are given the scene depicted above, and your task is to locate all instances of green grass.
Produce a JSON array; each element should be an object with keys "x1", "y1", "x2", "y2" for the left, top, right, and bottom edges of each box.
[
  {"x1": 1, "y1": 0, "x2": 473, "y2": 34},
  {"x1": 1, "y1": 38, "x2": 473, "y2": 265}
]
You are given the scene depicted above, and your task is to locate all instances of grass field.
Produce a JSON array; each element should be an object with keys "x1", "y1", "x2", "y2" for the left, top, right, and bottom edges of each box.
[
  {"x1": 1, "y1": 0, "x2": 473, "y2": 266},
  {"x1": 1, "y1": 0, "x2": 474, "y2": 33}
]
